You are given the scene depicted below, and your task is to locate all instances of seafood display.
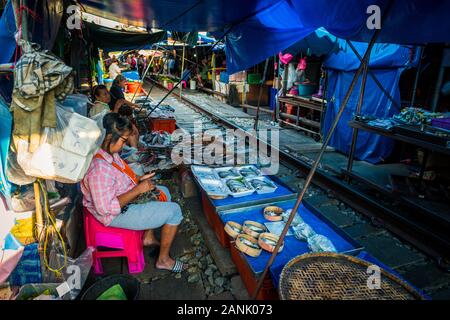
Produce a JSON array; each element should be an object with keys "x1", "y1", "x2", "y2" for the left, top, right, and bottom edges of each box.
[
  {"x1": 215, "y1": 167, "x2": 241, "y2": 179},
  {"x1": 238, "y1": 166, "x2": 261, "y2": 178},
  {"x1": 243, "y1": 220, "x2": 267, "y2": 238},
  {"x1": 307, "y1": 234, "x2": 337, "y2": 253},
  {"x1": 198, "y1": 178, "x2": 229, "y2": 199},
  {"x1": 226, "y1": 178, "x2": 254, "y2": 197},
  {"x1": 224, "y1": 221, "x2": 242, "y2": 239},
  {"x1": 249, "y1": 177, "x2": 277, "y2": 194},
  {"x1": 141, "y1": 131, "x2": 172, "y2": 147},
  {"x1": 258, "y1": 233, "x2": 284, "y2": 253},
  {"x1": 263, "y1": 206, "x2": 284, "y2": 221},
  {"x1": 236, "y1": 234, "x2": 262, "y2": 257}
]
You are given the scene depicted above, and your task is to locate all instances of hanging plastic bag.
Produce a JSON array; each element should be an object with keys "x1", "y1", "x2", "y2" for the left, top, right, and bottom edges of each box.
[
  {"x1": 61, "y1": 94, "x2": 89, "y2": 117},
  {"x1": 41, "y1": 247, "x2": 94, "y2": 300},
  {"x1": 15, "y1": 104, "x2": 101, "y2": 183},
  {"x1": 0, "y1": 233, "x2": 24, "y2": 283}
]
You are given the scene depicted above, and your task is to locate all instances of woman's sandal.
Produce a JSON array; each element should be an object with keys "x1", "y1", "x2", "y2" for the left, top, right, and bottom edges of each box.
[{"x1": 155, "y1": 259, "x2": 187, "y2": 273}]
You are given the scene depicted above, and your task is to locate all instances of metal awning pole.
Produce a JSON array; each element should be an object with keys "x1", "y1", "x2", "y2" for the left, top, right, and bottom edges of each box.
[
  {"x1": 252, "y1": 28, "x2": 381, "y2": 300},
  {"x1": 346, "y1": 55, "x2": 370, "y2": 175},
  {"x1": 254, "y1": 58, "x2": 270, "y2": 131},
  {"x1": 410, "y1": 47, "x2": 424, "y2": 108}
]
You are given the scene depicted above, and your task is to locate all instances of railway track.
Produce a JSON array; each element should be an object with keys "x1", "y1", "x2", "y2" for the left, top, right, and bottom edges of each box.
[{"x1": 145, "y1": 80, "x2": 450, "y2": 298}]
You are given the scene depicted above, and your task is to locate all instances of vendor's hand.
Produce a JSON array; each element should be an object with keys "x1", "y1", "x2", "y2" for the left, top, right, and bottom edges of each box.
[
  {"x1": 140, "y1": 172, "x2": 155, "y2": 181},
  {"x1": 114, "y1": 99, "x2": 125, "y2": 112},
  {"x1": 135, "y1": 179, "x2": 155, "y2": 195}
]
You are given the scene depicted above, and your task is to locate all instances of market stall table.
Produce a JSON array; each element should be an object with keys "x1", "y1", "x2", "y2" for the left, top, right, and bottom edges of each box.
[{"x1": 218, "y1": 199, "x2": 362, "y2": 299}]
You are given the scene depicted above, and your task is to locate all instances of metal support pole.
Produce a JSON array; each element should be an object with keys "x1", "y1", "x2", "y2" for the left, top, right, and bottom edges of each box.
[
  {"x1": 180, "y1": 44, "x2": 186, "y2": 97},
  {"x1": 254, "y1": 58, "x2": 270, "y2": 131},
  {"x1": 252, "y1": 29, "x2": 380, "y2": 300},
  {"x1": 346, "y1": 56, "x2": 370, "y2": 175},
  {"x1": 410, "y1": 47, "x2": 424, "y2": 108},
  {"x1": 346, "y1": 40, "x2": 401, "y2": 112},
  {"x1": 431, "y1": 47, "x2": 449, "y2": 112}
]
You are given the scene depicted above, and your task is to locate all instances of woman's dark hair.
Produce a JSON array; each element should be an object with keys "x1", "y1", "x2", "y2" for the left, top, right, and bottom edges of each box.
[
  {"x1": 118, "y1": 105, "x2": 133, "y2": 117},
  {"x1": 102, "y1": 113, "x2": 132, "y2": 146},
  {"x1": 113, "y1": 74, "x2": 126, "y2": 86},
  {"x1": 92, "y1": 85, "x2": 108, "y2": 102}
]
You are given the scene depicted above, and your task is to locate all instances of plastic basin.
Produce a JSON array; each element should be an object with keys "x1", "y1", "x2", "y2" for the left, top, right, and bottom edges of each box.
[{"x1": 81, "y1": 275, "x2": 140, "y2": 300}]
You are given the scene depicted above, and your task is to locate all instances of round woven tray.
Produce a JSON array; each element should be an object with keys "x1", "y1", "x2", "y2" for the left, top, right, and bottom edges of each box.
[{"x1": 279, "y1": 253, "x2": 424, "y2": 300}]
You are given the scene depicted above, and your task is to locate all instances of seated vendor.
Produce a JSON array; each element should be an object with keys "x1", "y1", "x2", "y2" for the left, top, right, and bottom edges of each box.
[
  {"x1": 109, "y1": 75, "x2": 140, "y2": 113},
  {"x1": 90, "y1": 85, "x2": 123, "y2": 118},
  {"x1": 81, "y1": 113, "x2": 187, "y2": 273}
]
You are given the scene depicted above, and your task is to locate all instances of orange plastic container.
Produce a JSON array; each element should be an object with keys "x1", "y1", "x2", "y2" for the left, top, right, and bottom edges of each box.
[
  {"x1": 127, "y1": 82, "x2": 143, "y2": 94},
  {"x1": 150, "y1": 118, "x2": 176, "y2": 133}
]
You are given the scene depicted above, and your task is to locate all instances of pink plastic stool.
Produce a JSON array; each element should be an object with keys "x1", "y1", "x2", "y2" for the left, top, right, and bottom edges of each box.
[{"x1": 83, "y1": 207, "x2": 145, "y2": 274}]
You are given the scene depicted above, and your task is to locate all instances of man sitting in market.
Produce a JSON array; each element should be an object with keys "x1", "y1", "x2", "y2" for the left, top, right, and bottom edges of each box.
[
  {"x1": 90, "y1": 85, "x2": 124, "y2": 118},
  {"x1": 81, "y1": 113, "x2": 187, "y2": 273},
  {"x1": 109, "y1": 75, "x2": 140, "y2": 112}
]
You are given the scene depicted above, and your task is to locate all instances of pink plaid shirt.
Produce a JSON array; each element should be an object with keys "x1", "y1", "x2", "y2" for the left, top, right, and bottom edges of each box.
[{"x1": 81, "y1": 149, "x2": 136, "y2": 226}]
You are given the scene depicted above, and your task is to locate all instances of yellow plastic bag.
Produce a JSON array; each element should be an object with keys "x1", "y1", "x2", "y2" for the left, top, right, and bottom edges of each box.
[{"x1": 10, "y1": 216, "x2": 36, "y2": 245}]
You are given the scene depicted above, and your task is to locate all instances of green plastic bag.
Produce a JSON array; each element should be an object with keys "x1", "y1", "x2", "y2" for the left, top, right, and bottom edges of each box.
[{"x1": 96, "y1": 284, "x2": 127, "y2": 300}]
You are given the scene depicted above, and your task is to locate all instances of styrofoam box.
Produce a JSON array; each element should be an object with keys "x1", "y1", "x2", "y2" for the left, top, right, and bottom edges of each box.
[
  {"x1": 31, "y1": 143, "x2": 88, "y2": 182},
  {"x1": 61, "y1": 112, "x2": 101, "y2": 157}
]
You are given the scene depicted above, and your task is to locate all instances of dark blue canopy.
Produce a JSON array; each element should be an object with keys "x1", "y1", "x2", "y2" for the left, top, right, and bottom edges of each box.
[{"x1": 80, "y1": 0, "x2": 450, "y2": 73}]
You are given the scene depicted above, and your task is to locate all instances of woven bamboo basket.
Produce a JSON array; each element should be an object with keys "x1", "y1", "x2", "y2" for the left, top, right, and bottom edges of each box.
[
  {"x1": 263, "y1": 206, "x2": 284, "y2": 222},
  {"x1": 279, "y1": 253, "x2": 425, "y2": 300},
  {"x1": 258, "y1": 233, "x2": 284, "y2": 253},
  {"x1": 224, "y1": 221, "x2": 242, "y2": 239},
  {"x1": 242, "y1": 220, "x2": 267, "y2": 238},
  {"x1": 235, "y1": 234, "x2": 262, "y2": 257}
]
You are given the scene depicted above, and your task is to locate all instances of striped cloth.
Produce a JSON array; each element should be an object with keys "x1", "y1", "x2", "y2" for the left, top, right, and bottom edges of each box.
[{"x1": 8, "y1": 243, "x2": 41, "y2": 286}]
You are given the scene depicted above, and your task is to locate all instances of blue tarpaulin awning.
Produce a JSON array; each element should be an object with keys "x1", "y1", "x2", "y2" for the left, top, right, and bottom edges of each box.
[{"x1": 79, "y1": 0, "x2": 450, "y2": 73}]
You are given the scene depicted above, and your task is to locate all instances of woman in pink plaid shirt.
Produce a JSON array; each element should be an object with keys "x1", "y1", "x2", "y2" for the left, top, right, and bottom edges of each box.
[{"x1": 82, "y1": 113, "x2": 186, "y2": 273}]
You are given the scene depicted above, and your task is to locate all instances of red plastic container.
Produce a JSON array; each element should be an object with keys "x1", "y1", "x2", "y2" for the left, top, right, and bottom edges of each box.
[
  {"x1": 150, "y1": 118, "x2": 176, "y2": 133},
  {"x1": 127, "y1": 82, "x2": 143, "y2": 94}
]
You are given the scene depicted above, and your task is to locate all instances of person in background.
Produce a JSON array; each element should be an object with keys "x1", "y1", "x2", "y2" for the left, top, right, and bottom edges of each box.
[
  {"x1": 138, "y1": 55, "x2": 145, "y2": 79},
  {"x1": 109, "y1": 58, "x2": 122, "y2": 80},
  {"x1": 90, "y1": 85, "x2": 124, "y2": 118},
  {"x1": 81, "y1": 113, "x2": 187, "y2": 273},
  {"x1": 109, "y1": 75, "x2": 140, "y2": 112},
  {"x1": 130, "y1": 54, "x2": 137, "y2": 70}
]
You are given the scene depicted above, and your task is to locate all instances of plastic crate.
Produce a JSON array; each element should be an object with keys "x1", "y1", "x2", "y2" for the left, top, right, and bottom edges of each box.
[{"x1": 149, "y1": 118, "x2": 176, "y2": 133}]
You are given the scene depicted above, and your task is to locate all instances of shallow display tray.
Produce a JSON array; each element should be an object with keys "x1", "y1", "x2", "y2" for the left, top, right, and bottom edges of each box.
[
  {"x1": 191, "y1": 165, "x2": 218, "y2": 180},
  {"x1": 225, "y1": 178, "x2": 255, "y2": 198},
  {"x1": 246, "y1": 176, "x2": 278, "y2": 195},
  {"x1": 214, "y1": 166, "x2": 242, "y2": 180},
  {"x1": 236, "y1": 165, "x2": 261, "y2": 178},
  {"x1": 197, "y1": 177, "x2": 229, "y2": 199}
]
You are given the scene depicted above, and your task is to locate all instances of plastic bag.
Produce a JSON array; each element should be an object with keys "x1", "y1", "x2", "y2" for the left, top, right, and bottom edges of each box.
[
  {"x1": 15, "y1": 104, "x2": 101, "y2": 183},
  {"x1": 307, "y1": 234, "x2": 337, "y2": 253},
  {"x1": 15, "y1": 283, "x2": 63, "y2": 300},
  {"x1": 42, "y1": 247, "x2": 94, "y2": 300},
  {"x1": 61, "y1": 94, "x2": 89, "y2": 117},
  {"x1": 292, "y1": 222, "x2": 316, "y2": 241}
]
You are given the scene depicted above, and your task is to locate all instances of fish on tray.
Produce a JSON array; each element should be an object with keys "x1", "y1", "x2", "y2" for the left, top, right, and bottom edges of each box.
[
  {"x1": 249, "y1": 178, "x2": 275, "y2": 190},
  {"x1": 239, "y1": 166, "x2": 260, "y2": 178},
  {"x1": 218, "y1": 169, "x2": 240, "y2": 179},
  {"x1": 227, "y1": 179, "x2": 250, "y2": 193},
  {"x1": 260, "y1": 237, "x2": 279, "y2": 246}
]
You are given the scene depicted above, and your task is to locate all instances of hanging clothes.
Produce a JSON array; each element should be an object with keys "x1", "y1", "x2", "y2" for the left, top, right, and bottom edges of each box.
[
  {"x1": 0, "y1": 98, "x2": 12, "y2": 197},
  {"x1": 10, "y1": 41, "x2": 73, "y2": 153}
]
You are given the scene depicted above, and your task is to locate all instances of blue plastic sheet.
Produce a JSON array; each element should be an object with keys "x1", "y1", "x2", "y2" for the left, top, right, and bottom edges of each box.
[
  {"x1": 9, "y1": 243, "x2": 42, "y2": 286},
  {"x1": 322, "y1": 42, "x2": 411, "y2": 163},
  {"x1": 0, "y1": 0, "x2": 16, "y2": 64},
  {"x1": 220, "y1": 200, "x2": 355, "y2": 276},
  {"x1": 0, "y1": 98, "x2": 12, "y2": 197}
]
